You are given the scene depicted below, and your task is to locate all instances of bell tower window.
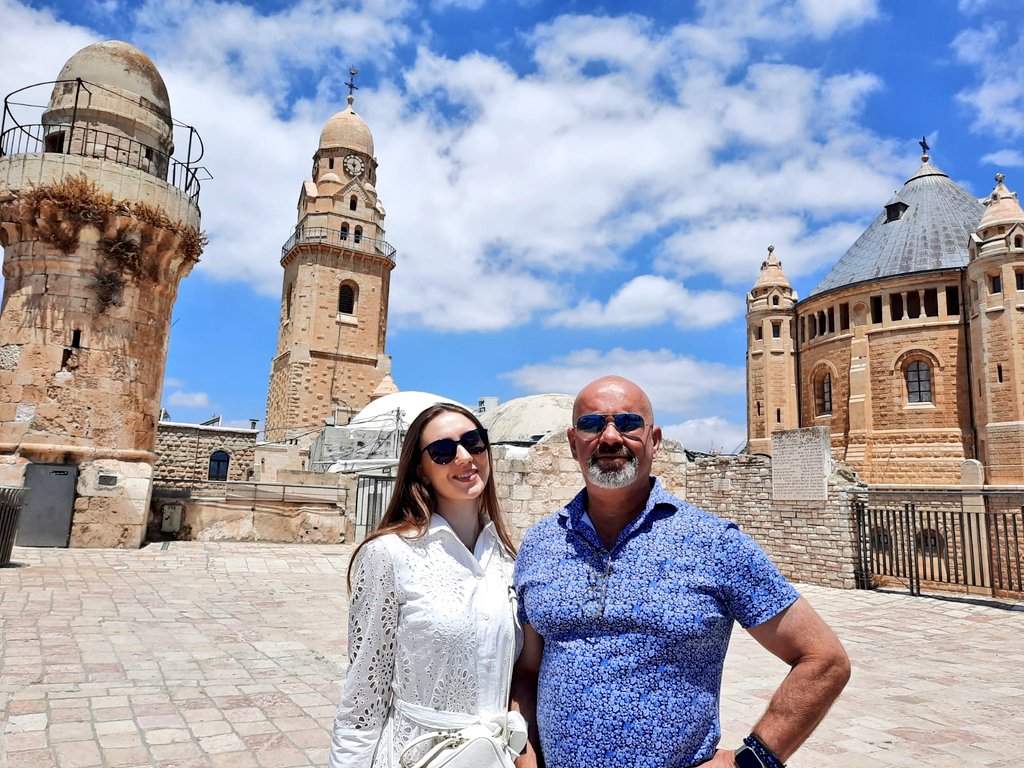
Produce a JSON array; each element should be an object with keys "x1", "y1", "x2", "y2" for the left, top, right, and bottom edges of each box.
[
  {"x1": 350, "y1": 195, "x2": 358, "y2": 211},
  {"x1": 339, "y1": 283, "x2": 356, "y2": 315}
]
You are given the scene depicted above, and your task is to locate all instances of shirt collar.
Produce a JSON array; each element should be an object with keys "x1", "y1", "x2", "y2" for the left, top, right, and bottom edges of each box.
[
  {"x1": 558, "y1": 477, "x2": 678, "y2": 548},
  {"x1": 426, "y1": 512, "x2": 500, "y2": 562}
]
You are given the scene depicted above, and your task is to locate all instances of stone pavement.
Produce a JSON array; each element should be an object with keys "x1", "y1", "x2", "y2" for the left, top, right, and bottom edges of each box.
[{"x1": 0, "y1": 542, "x2": 1021, "y2": 768}]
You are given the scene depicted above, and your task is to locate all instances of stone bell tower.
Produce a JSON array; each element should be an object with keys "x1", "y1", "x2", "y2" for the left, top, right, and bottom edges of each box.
[
  {"x1": 966, "y1": 173, "x2": 1024, "y2": 484},
  {"x1": 263, "y1": 90, "x2": 395, "y2": 445},
  {"x1": 0, "y1": 41, "x2": 205, "y2": 547},
  {"x1": 746, "y1": 245, "x2": 798, "y2": 454}
]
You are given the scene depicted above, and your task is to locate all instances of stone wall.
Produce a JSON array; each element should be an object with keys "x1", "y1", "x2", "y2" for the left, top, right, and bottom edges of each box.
[
  {"x1": 154, "y1": 422, "x2": 257, "y2": 487},
  {"x1": 492, "y1": 432, "x2": 861, "y2": 590}
]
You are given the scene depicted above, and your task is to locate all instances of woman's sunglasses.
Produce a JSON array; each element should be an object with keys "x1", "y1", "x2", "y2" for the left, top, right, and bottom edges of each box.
[
  {"x1": 574, "y1": 412, "x2": 646, "y2": 436},
  {"x1": 421, "y1": 428, "x2": 490, "y2": 465}
]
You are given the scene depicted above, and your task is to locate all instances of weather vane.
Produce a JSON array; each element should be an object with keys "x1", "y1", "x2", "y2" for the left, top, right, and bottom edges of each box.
[
  {"x1": 346, "y1": 68, "x2": 359, "y2": 97},
  {"x1": 919, "y1": 136, "x2": 929, "y2": 154}
]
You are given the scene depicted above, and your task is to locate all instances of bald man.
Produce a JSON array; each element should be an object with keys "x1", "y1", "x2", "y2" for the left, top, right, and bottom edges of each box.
[{"x1": 511, "y1": 376, "x2": 849, "y2": 768}]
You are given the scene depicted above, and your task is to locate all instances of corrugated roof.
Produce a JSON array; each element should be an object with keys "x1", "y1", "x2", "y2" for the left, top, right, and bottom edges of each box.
[{"x1": 810, "y1": 158, "x2": 985, "y2": 297}]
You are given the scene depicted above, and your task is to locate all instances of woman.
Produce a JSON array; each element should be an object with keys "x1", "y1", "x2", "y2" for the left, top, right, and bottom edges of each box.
[{"x1": 328, "y1": 402, "x2": 525, "y2": 767}]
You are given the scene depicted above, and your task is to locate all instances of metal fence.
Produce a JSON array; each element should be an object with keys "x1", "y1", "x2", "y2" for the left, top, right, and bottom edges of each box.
[
  {"x1": 854, "y1": 494, "x2": 1023, "y2": 598},
  {"x1": 354, "y1": 475, "x2": 395, "y2": 542},
  {"x1": 280, "y1": 225, "x2": 396, "y2": 262}
]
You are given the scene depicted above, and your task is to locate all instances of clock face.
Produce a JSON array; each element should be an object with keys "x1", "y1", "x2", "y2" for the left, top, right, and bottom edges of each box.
[{"x1": 343, "y1": 154, "x2": 364, "y2": 177}]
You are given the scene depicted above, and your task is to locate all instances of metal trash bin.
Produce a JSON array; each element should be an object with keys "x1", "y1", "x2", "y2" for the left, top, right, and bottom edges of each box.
[{"x1": 0, "y1": 486, "x2": 26, "y2": 566}]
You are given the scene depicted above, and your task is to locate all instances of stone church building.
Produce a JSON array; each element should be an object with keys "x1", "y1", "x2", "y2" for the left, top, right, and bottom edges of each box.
[{"x1": 747, "y1": 152, "x2": 1024, "y2": 486}]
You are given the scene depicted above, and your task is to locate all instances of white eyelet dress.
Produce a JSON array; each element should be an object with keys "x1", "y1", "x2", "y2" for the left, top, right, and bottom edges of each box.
[{"x1": 328, "y1": 516, "x2": 522, "y2": 768}]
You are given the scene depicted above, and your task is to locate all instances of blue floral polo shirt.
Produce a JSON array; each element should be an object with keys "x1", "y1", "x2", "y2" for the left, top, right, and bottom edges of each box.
[{"x1": 514, "y1": 479, "x2": 799, "y2": 768}]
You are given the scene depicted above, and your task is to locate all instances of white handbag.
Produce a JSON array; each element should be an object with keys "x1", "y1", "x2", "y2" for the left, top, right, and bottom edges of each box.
[{"x1": 398, "y1": 587, "x2": 523, "y2": 768}]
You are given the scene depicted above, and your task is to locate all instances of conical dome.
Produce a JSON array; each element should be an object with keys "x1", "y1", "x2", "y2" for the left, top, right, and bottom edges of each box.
[
  {"x1": 319, "y1": 95, "x2": 373, "y2": 156},
  {"x1": 977, "y1": 173, "x2": 1024, "y2": 234},
  {"x1": 754, "y1": 245, "x2": 792, "y2": 289},
  {"x1": 811, "y1": 154, "x2": 985, "y2": 297}
]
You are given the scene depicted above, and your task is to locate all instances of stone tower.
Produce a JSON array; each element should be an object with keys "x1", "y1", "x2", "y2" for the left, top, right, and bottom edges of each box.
[
  {"x1": 966, "y1": 173, "x2": 1024, "y2": 484},
  {"x1": 746, "y1": 246, "x2": 798, "y2": 454},
  {"x1": 0, "y1": 41, "x2": 204, "y2": 547},
  {"x1": 263, "y1": 93, "x2": 395, "y2": 444}
]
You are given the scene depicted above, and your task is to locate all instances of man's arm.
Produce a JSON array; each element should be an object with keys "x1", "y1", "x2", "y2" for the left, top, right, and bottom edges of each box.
[
  {"x1": 511, "y1": 624, "x2": 545, "y2": 768},
  {"x1": 708, "y1": 596, "x2": 851, "y2": 766}
]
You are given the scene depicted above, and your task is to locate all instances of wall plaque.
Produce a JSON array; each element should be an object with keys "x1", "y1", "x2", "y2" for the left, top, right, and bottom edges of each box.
[{"x1": 771, "y1": 427, "x2": 830, "y2": 501}]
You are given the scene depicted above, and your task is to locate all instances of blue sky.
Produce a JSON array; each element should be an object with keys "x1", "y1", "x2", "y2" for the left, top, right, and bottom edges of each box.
[{"x1": 2, "y1": 0, "x2": 1022, "y2": 451}]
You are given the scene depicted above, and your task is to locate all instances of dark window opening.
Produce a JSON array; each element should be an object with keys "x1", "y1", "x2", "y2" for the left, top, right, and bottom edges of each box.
[
  {"x1": 44, "y1": 131, "x2": 65, "y2": 153},
  {"x1": 906, "y1": 360, "x2": 933, "y2": 403},
  {"x1": 907, "y1": 291, "x2": 921, "y2": 319},
  {"x1": 1017, "y1": 272, "x2": 1024, "y2": 291},
  {"x1": 144, "y1": 146, "x2": 154, "y2": 161},
  {"x1": 775, "y1": 408, "x2": 781, "y2": 424},
  {"x1": 890, "y1": 293, "x2": 904, "y2": 321},
  {"x1": 329, "y1": 157, "x2": 334, "y2": 169},
  {"x1": 800, "y1": 317, "x2": 806, "y2": 343},
  {"x1": 817, "y1": 372, "x2": 833, "y2": 415},
  {"x1": 349, "y1": 195, "x2": 357, "y2": 211},
  {"x1": 339, "y1": 284, "x2": 356, "y2": 314},
  {"x1": 818, "y1": 310, "x2": 826, "y2": 335},
  {"x1": 923, "y1": 288, "x2": 938, "y2": 317},
  {"x1": 354, "y1": 226, "x2": 363, "y2": 244},
  {"x1": 809, "y1": 315, "x2": 817, "y2": 339},
  {"x1": 71, "y1": 329, "x2": 82, "y2": 348},
  {"x1": 916, "y1": 529, "x2": 945, "y2": 557},
  {"x1": 756, "y1": 401, "x2": 761, "y2": 416},
  {"x1": 754, "y1": 326, "x2": 762, "y2": 341},
  {"x1": 827, "y1": 307, "x2": 835, "y2": 333},
  {"x1": 60, "y1": 348, "x2": 73, "y2": 370},
  {"x1": 885, "y1": 201, "x2": 908, "y2": 222},
  {"x1": 870, "y1": 296, "x2": 883, "y2": 324},
  {"x1": 1015, "y1": 235, "x2": 1023, "y2": 248},
  {"x1": 946, "y1": 285, "x2": 960, "y2": 315},
  {"x1": 285, "y1": 283, "x2": 292, "y2": 319},
  {"x1": 340, "y1": 223, "x2": 349, "y2": 241},
  {"x1": 208, "y1": 451, "x2": 230, "y2": 481},
  {"x1": 870, "y1": 526, "x2": 892, "y2": 553},
  {"x1": 771, "y1": 321, "x2": 781, "y2": 338},
  {"x1": 991, "y1": 273, "x2": 1002, "y2": 294},
  {"x1": 997, "y1": 364, "x2": 1004, "y2": 383},
  {"x1": 839, "y1": 303, "x2": 850, "y2": 331},
  {"x1": 772, "y1": 295, "x2": 780, "y2": 306}
]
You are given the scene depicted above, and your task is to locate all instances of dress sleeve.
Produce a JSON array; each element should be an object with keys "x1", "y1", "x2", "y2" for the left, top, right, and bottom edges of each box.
[{"x1": 329, "y1": 539, "x2": 399, "y2": 767}]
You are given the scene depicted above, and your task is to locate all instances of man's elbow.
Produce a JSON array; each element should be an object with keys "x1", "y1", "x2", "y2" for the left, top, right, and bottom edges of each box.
[{"x1": 823, "y1": 643, "x2": 852, "y2": 697}]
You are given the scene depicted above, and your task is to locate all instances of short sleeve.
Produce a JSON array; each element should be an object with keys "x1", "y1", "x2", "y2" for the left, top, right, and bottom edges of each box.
[
  {"x1": 714, "y1": 523, "x2": 800, "y2": 629},
  {"x1": 329, "y1": 539, "x2": 399, "y2": 767}
]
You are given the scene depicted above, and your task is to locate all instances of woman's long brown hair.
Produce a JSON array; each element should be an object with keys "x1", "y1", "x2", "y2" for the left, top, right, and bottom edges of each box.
[{"x1": 346, "y1": 402, "x2": 517, "y2": 590}]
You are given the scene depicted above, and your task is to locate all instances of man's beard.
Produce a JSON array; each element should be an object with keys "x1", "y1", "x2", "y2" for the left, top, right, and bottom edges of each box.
[{"x1": 587, "y1": 446, "x2": 638, "y2": 489}]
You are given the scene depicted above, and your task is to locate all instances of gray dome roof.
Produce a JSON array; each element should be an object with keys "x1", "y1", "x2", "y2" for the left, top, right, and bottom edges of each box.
[
  {"x1": 481, "y1": 394, "x2": 573, "y2": 444},
  {"x1": 810, "y1": 158, "x2": 985, "y2": 297},
  {"x1": 54, "y1": 40, "x2": 171, "y2": 118}
]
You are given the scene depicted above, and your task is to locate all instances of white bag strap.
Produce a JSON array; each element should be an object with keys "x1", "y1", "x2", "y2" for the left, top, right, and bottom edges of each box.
[{"x1": 501, "y1": 585, "x2": 517, "y2": 745}]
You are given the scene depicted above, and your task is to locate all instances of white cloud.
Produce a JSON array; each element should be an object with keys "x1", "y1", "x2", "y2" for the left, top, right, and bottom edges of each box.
[
  {"x1": 662, "y1": 416, "x2": 747, "y2": 454},
  {"x1": 953, "y1": 23, "x2": 1024, "y2": 138},
  {"x1": 797, "y1": 0, "x2": 879, "y2": 37},
  {"x1": 503, "y1": 348, "x2": 744, "y2": 416},
  {"x1": 548, "y1": 275, "x2": 742, "y2": 330},
  {"x1": 168, "y1": 390, "x2": 210, "y2": 407},
  {"x1": 981, "y1": 149, "x2": 1024, "y2": 168},
  {"x1": 164, "y1": 377, "x2": 185, "y2": 388}
]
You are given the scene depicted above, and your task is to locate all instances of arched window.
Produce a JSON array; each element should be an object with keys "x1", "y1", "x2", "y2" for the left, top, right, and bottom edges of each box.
[
  {"x1": 349, "y1": 195, "x2": 358, "y2": 211},
  {"x1": 1015, "y1": 235, "x2": 1023, "y2": 249},
  {"x1": 906, "y1": 360, "x2": 932, "y2": 403},
  {"x1": 772, "y1": 295, "x2": 780, "y2": 306},
  {"x1": 339, "y1": 283, "x2": 356, "y2": 314},
  {"x1": 815, "y1": 370, "x2": 833, "y2": 415},
  {"x1": 354, "y1": 225, "x2": 363, "y2": 244},
  {"x1": 208, "y1": 451, "x2": 229, "y2": 481},
  {"x1": 340, "y1": 223, "x2": 349, "y2": 241},
  {"x1": 285, "y1": 283, "x2": 292, "y2": 319}
]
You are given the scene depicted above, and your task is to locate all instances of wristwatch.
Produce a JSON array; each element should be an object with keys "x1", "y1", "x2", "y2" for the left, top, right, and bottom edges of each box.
[
  {"x1": 734, "y1": 744, "x2": 766, "y2": 768},
  {"x1": 734, "y1": 735, "x2": 785, "y2": 768}
]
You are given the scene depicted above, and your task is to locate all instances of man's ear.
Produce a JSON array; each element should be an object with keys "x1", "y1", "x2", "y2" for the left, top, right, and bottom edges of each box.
[
  {"x1": 567, "y1": 428, "x2": 578, "y2": 460},
  {"x1": 650, "y1": 425, "x2": 662, "y2": 458}
]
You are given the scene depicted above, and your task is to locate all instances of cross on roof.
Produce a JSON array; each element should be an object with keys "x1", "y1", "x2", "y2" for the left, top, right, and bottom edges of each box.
[{"x1": 346, "y1": 68, "x2": 359, "y2": 97}]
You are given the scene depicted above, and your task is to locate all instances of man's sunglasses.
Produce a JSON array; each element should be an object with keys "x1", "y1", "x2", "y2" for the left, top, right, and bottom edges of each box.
[
  {"x1": 574, "y1": 413, "x2": 646, "y2": 436},
  {"x1": 421, "y1": 428, "x2": 490, "y2": 465}
]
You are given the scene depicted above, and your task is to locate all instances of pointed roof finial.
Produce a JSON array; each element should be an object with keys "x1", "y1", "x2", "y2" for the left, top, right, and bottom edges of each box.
[
  {"x1": 996, "y1": 172, "x2": 1005, "y2": 184},
  {"x1": 767, "y1": 244, "x2": 774, "y2": 254}
]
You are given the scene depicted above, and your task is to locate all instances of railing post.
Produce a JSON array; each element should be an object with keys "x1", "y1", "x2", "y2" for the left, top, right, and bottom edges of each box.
[{"x1": 960, "y1": 460, "x2": 993, "y2": 595}]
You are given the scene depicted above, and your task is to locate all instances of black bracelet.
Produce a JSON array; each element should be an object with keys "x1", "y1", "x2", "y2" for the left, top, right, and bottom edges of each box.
[{"x1": 743, "y1": 734, "x2": 785, "y2": 768}]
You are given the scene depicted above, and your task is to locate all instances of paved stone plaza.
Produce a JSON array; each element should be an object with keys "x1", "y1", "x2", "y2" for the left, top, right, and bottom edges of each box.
[{"x1": 1, "y1": 542, "x2": 1021, "y2": 768}]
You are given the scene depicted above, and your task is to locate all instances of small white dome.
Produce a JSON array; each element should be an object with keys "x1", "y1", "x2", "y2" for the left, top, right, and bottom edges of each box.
[{"x1": 348, "y1": 391, "x2": 459, "y2": 431}]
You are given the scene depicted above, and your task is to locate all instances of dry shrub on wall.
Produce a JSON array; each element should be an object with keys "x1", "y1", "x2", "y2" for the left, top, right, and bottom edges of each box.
[{"x1": 23, "y1": 174, "x2": 208, "y2": 308}]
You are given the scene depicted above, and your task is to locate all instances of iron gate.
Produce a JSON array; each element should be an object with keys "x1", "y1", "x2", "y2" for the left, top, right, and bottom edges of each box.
[
  {"x1": 855, "y1": 498, "x2": 1023, "y2": 598},
  {"x1": 354, "y1": 475, "x2": 395, "y2": 542}
]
